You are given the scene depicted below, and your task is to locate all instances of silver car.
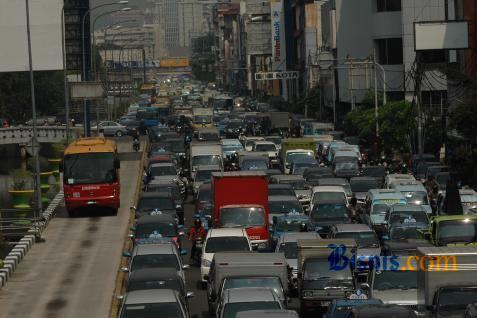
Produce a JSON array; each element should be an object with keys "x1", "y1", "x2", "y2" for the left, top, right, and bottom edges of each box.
[
  {"x1": 93, "y1": 121, "x2": 127, "y2": 136},
  {"x1": 118, "y1": 289, "x2": 190, "y2": 318}
]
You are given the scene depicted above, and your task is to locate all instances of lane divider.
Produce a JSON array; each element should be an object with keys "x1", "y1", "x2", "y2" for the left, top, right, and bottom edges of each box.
[{"x1": 0, "y1": 190, "x2": 63, "y2": 289}]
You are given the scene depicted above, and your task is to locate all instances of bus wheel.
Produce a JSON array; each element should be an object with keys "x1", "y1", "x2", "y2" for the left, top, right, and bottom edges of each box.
[{"x1": 115, "y1": 130, "x2": 123, "y2": 137}]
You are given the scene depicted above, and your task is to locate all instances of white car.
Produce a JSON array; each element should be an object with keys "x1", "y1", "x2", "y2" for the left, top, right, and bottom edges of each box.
[
  {"x1": 310, "y1": 185, "x2": 349, "y2": 211},
  {"x1": 200, "y1": 228, "x2": 251, "y2": 283},
  {"x1": 243, "y1": 136, "x2": 265, "y2": 151},
  {"x1": 253, "y1": 141, "x2": 279, "y2": 165}
]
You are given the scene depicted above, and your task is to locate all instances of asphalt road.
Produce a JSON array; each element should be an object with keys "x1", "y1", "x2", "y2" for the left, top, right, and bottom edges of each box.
[{"x1": 0, "y1": 138, "x2": 142, "y2": 318}]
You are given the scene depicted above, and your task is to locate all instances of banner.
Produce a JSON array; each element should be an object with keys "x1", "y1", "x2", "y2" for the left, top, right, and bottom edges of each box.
[{"x1": 271, "y1": 1, "x2": 283, "y2": 71}]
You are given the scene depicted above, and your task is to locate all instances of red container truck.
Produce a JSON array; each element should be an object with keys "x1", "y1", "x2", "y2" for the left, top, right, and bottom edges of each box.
[{"x1": 212, "y1": 171, "x2": 270, "y2": 248}]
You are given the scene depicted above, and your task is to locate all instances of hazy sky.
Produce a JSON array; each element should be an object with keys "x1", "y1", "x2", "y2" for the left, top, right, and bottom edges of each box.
[{"x1": 90, "y1": 0, "x2": 147, "y2": 30}]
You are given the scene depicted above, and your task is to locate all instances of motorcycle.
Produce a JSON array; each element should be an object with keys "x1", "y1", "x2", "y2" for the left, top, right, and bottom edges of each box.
[
  {"x1": 192, "y1": 238, "x2": 203, "y2": 264},
  {"x1": 133, "y1": 138, "x2": 140, "y2": 152}
]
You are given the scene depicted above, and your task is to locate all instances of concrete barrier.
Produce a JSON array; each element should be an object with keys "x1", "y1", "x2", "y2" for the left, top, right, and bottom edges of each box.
[{"x1": 0, "y1": 191, "x2": 63, "y2": 290}]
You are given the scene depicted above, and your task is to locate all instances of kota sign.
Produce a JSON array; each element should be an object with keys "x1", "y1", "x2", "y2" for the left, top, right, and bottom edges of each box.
[{"x1": 255, "y1": 71, "x2": 299, "y2": 81}]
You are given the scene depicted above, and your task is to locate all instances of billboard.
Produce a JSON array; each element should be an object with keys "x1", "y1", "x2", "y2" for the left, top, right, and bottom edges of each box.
[
  {"x1": 0, "y1": 0, "x2": 63, "y2": 72},
  {"x1": 271, "y1": 1, "x2": 285, "y2": 71},
  {"x1": 414, "y1": 21, "x2": 469, "y2": 51},
  {"x1": 160, "y1": 58, "x2": 190, "y2": 68}
]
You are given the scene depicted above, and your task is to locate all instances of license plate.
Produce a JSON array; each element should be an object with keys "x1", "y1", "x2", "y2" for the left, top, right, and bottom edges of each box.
[
  {"x1": 87, "y1": 201, "x2": 96, "y2": 205},
  {"x1": 321, "y1": 301, "x2": 330, "y2": 306}
]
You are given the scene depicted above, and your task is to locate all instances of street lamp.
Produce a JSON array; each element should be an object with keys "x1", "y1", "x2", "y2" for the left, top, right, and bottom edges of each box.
[{"x1": 81, "y1": 0, "x2": 129, "y2": 136}]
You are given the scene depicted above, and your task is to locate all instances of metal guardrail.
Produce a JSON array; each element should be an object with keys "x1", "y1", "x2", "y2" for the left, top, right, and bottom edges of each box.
[{"x1": 0, "y1": 209, "x2": 41, "y2": 241}]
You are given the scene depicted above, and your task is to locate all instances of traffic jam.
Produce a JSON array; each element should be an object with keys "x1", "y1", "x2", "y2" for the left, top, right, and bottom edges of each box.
[{"x1": 103, "y1": 80, "x2": 477, "y2": 318}]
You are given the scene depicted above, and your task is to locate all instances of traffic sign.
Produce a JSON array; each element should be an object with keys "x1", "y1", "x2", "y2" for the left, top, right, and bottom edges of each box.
[{"x1": 254, "y1": 71, "x2": 299, "y2": 81}]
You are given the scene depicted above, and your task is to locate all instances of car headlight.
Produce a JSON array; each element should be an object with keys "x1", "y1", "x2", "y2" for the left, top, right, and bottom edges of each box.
[
  {"x1": 303, "y1": 291, "x2": 313, "y2": 298},
  {"x1": 202, "y1": 258, "x2": 211, "y2": 267}
]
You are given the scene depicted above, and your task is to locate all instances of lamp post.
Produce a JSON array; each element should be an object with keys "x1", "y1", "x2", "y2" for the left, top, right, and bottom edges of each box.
[
  {"x1": 24, "y1": 0, "x2": 42, "y2": 237},
  {"x1": 91, "y1": 9, "x2": 133, "y2": 80},
  {"x1": 81, "y1": 0, "x2": 128, "y2": 136}
]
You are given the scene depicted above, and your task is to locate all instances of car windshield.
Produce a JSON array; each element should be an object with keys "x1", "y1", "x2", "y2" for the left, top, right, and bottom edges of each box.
[
  {"x1": 334, "y1": 231, "x2": 379, "y2": 248},
  {"x1": 137, "y1": 197, "x2": 175, "y2": 211},
  {"x1": 269, "y1": 188, "x2": 295, "y2": 196},
  {"x1": 279, "y1": 242, "x2": 298, "y2": 259},
  {"x1": 223, "y1": 302, "x2": 280, "y2": 318},
  {"x1": 223, "y1": 145, "x2": 243, "y2": 152},
  {"x1": 438, "y1": 220, "x2": 477, "y2": 245},
  {"x1": 147, "y1": 186, "x2": 180, "y2": 199},
  {"x1": 350, "y1": 180, "x2": 379, "y2": 193},
  {"x1": 128, "y1": 279, "x2": 182, "y2": 293},
  {"x1": 304, "y1": 258, "x2": 352, "y2": 280},
  {"x1": 310, "y1": 204, "x2": 349, "y2": 222},
  {"x1": 276, "y1": 220, "x2": 310, "y2": 233},
  {"x1": 195, "y1": 170, "x2": 218, "y2": 182},
  {"x1": 194, "y1": 115, "x2": 212, "y2": 124},
  {"x1": 312, "y1": 192, "x2": 346, "y2": 204},
  {"x1": 402, "y1": 191, "x2": 429, "y2": 205},
  {"x1": 437, "y1": 288, "x2": 477, "y2": 309},
  {"x1": 286, "y1": 152, "x2": 314, "y2": 163},
  {"x1": 63, "y1": 153, "x2": 117, "y2": 185},
  {"x1": 269, "y1": 201, "x2": 303, "y2": 214},
  {"x1": 255, "y1": 144, "x2": 276, "y2": 152},
  {"x1": 219, "y1": 207, "x2": 266, "y2": 227},
  {"x1": 371, "y1": 204, "x2": 389, "y2": 216},
  {"x1": 192, "y1": 155, "x2": 222, "y2": 167},
  {"x1": 120, "y1": 303, "x2": 182, "y2": 318},
  {"x1": 136, "y1": 223, "x2": 176, "y2": 238},
  {"x1": 388, "y1": 211, "x2": 428, "y2": 225},
  {"x1": 241, "y1": 159, "x2": 268, "y2": 171},
  {"x1": 131, "y1": 254, "x2": 179, "y2": 271},
  {"x1": 150, "y1": 166, "x2": 177, "y2": 177},
  {"x1": 223, "y1": 277, "x2": 282, "y2": 298},
  {"x1": 204, "y1": 237, "x2": 250, "y2": 253},
  {"x1": 280, "y1": 179, "x2": 307, "y2": 190},
  {"x1": 200, "y1": 133, "x2": 220, "y2": 141},
  {"x1": 389, "y1": 226, "x2": 421, "y2": 240},
  {"x1": 373, "y1": 270, "x2": 417, "y2": 290},
  {"x1": 334, "y1": 160, "x2": 358, "y2": 171}
]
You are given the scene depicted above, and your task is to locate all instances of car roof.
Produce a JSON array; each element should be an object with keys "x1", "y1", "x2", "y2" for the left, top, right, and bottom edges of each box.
[
  {"x1": 197, "y1": 165, "x2": 222, "y2": 171},
  {"x1": 350, "y1": 176, "x2": 379, "y2": 183},
  {"x1": 235, "y1": 310, "x2": 298, "y2": 318},
  {"x1": 279, "y1": 232, "x2": 321, "y2": 243},
  {"x1": 272, "y1": 175, "x2": 305, "y2": 181},
  {"x1": 136, "y1": 214, "x2": 176, "y2": 225},
  {"x1": 269, "y1": 195, "x2": 300, "y2": 202},
  {"x1": 222, "y1": 139, "x2": 242, "y2": 145},
  {"x1": 128, "y1": 268, "x2": 181, "y2": 283},
  {"x1": 318, "y1": 178, "x2": 349, "y2": 185},
  {"x1": 333, "y1": 223, "x2": 373, "y2": 232},
  {"x1": 150, "y1": 162, "x2": 175, "y2": 168},
  {"x1": 147, "y1": 177, "x2": 179, "y2": 185},
  {"x1": 139, "y1": 192, "x2": 173, "y2": 199},
  {"x1": 352, "y1": 304, "x2": 413, "y2": 316},
  {"x1": 134, "y1": 243, "x2": 176, "y2": 255},
  {"x1": 207, "y1": 228, "x2": 247, "y2": 238},
  {"x1": 268, "y1": 184, "x2": 293, "y2": 189},
  {"x1": 312, "y1": 186, "x2": 346, "y2": 192},
  {"x1": 254, "y1": 141, "x2": 275, "y2": 145},
  {"x1": 124, "y1": 289, "x2": 179, "y2": 305},
  {"x1": 213, "y1": 252, "x2": 286, "y2": 265},
  {"x1": 224, "y1": 287, "x2": 280, "y2": 303},
  {"x1": 389, "y1": 204, "x2": 428, "y2": 212}
]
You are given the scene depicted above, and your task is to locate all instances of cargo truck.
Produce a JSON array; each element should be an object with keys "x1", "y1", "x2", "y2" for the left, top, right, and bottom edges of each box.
[
  {"x1": 206, "y1": 252, "x2": 289, "y2": 315},
  {"x1": 280, "y1": 138, "x2": 316, "y2": 174},
  {"x1": 297, "y1": 238, "x2": 358, "y2": 316},
  {"x1": 192, "y1": 108, "x2": 213, "y2": 131},
  {"x1": 212, "y1": 171, "x2": 270, "y2": 248},
  {"x1": 268, "y1": 112, "x2": 290, "y2": 130},
  {"x1": 417, "y1": 246, "x2": 477, "y2": 317}
]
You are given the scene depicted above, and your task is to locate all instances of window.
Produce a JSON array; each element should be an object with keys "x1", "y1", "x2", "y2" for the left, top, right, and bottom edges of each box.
[
  {"x1": 377, "y1": 0, "x2": 401, "y2": 12},
  {"x1": 376, "y1": 38, "x2": 403, "y2": 65},
  {"x1": 420, "y1": 50, "x2": 447, "y2": 64}
]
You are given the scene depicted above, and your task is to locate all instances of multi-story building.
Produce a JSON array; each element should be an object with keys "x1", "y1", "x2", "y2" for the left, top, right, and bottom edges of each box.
[{"x1": 319, "y1": 0, "x2": 450, "y2": 110}]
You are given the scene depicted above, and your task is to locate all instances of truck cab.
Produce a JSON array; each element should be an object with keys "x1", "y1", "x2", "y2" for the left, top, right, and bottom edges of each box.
[{"x1": 419, "y1": 215, "x2": 477, "y2": 246}]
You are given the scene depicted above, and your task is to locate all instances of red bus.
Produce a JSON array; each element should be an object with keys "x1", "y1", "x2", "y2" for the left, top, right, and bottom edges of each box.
[{"x1": 61, "y1": 137, "x2": 120, "y2": 216}]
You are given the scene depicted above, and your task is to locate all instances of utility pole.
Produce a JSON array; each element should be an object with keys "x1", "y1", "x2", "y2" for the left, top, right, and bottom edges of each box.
[
  {"x1": 142, "y1": 48, "x2": 146, "y2": 84},
  {"x1": 415, "y1": 53, "x2": 423, "y2": 155},
  {"x1": 373, "y1": 49, "x2": 379, "y2": 137}
]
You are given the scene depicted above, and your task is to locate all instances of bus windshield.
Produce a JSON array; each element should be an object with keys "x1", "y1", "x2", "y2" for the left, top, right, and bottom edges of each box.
[{"x1": 64, "y1": 153, "x2": 116, "y2": 185}]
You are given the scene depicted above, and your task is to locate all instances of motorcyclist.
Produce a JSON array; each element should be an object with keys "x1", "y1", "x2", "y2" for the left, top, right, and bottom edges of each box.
[
  {"x1": 132, "y1": 128, "x2": 140, "y2": 151},
  {"x1": 299, "y1": 222, "x2": 308, "y2": 232},
  {"x1": 348, "y1": 196, "x2": 358, "y2": 222},
  {"x1": 189, "y1": 218, "x2": 206, "y2": 262}
]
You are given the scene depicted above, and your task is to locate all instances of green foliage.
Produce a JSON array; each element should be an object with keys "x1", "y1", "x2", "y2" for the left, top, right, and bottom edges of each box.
[
  {"x1": 360, "y1": 90, "x2": 384, "y2": 110},
  {"x1": 0, "y1": 71, "x2": 64, "y2": 123},
  {"x1": 50, "y1": 142, "x2": 66, "y2": 158},
  {"x1": 9, "y1": 169, "x2": 33, "y2": 190},
  {"x1": 343, "y1": 100, "x2": 415, "y2": 152},
  {"x1": 450, "y1": 146, "x2": 477, "y2": 187},
  {"x1": 449, "y1": 102, "x2": 477, "y2": 144},
  {"x1": 0, "y1": 234, "x2": 9, "y2": 260}
]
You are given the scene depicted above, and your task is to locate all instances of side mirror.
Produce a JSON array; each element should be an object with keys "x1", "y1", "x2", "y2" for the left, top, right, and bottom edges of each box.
[
  {"x1": 116, "y1": 295, "x2": 124, "y2": 301},
  {"x1": 122, "y1": 251, "x2": 132, "y2": 258},
  {"x1": 180, "y1": 249, "x2": 188, "y2": 256},
  {"x1": 186, "y1": 291, "x2": 195, "y2": 298},
  {"x1": 130, "y1": 206, "x2": 136, "y2": 212},
  {"x1": 120, "y1": 267, "x2": 129, "y2": 272},
  {"x1": 360, "y1": 283, "x2": 370, "y2": 290},
  {"x1": 182, "y1": 264, "x2": 190, "y2": 270}
]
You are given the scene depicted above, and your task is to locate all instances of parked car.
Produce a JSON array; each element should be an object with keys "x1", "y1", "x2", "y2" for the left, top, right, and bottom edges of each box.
[{"x1": 91, "y1": 121, "x2": 127, "y2": 136}]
